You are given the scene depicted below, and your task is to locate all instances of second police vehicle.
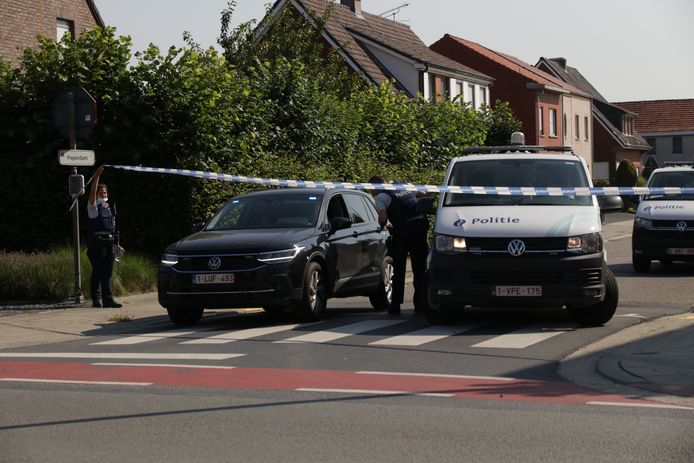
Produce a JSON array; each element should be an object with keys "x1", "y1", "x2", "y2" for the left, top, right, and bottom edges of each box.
[{"x1": 425, "y1": 133, "x2": 623, "y2": 326}]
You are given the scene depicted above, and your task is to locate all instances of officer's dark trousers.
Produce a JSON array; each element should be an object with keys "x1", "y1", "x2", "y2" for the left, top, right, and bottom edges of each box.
[
  {"x1": 391, "y1": 218, "x2": 429, "y2": 309},
  {"x1": 87, "y1": 238, "x2": 115, "y2": 304}
]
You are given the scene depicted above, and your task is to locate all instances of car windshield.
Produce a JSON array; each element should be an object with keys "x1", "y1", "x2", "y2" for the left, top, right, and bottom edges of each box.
[
  {"x1": 205, "y1": 193, "x2": 324, "y2": 230},
  {"x1": 645, "y1": 171, "x2": 694, "y2": 201},
  {"x1": 443, "y1": 158, "x2": 592, "y2": 207}
]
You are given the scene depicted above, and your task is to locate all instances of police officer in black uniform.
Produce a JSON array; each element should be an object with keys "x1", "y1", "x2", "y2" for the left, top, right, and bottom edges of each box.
[
  {"x1": 370, "y1": 175, "x2": 429, "y2": 315},
  {"x1": 87, "y1": 165, "x2": 122, "y2": 308}
]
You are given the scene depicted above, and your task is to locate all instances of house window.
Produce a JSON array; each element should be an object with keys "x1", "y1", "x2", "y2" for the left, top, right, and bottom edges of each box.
[
  {"x1": 538, "y1": 107, "x2": 544, "y2": 137},
  {"x1": 646, "y1": 137, "x2": 656, "y2": 153},
  {"x1": 456, "y1": 82, "x2": 464, "y2": 102},
  {"x1": 479, "y1": 87, "x2": 486, "y2": 106},
  {"x1": 549, "y1": 108, "x2": 557, "y2": 137},
  {"x1": 443, "y1": 78, "x2": 450, "y2": 101},
  {"x1": 468, "y1": 84, "x2": 476, "y2": 108},
  {"x1": 428, "y1": 74, "x2": 436, "y2": 102},
  {"x1": 584, "y1": 116, "x2": 589, "y2": 141},
  {"x1": 575, "y1": 115, "x2": 580, "y2": 140},
  {"x1": 57, "y1": 19, "x2": 74, "y2": 41},
  {"x1": 673, "y1": 137, "x2": 683, "y2": 154},
  {"x1": 563, "y1": 113, "x2": 568, "y2": 139}
]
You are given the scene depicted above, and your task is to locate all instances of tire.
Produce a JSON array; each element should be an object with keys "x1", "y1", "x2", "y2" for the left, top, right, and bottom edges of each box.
[
  {"x1": 424, "y1": 283, "x2": 457, "y2": 325},
  {"x1": 369, "y1": 256, "x2": 394, "y2": 311},
  {"x1": 296, "y1": 261, "x2": 327, "y2": 321},
  {"x1": 566, "y1": 267, "x2": 619, "y2": 326},
  {"x1": 632, "y1": 253, "x2": 651, "y2": 273},
  {"x1": 166, "y1": 305, "x2": 204, "y2": 326}
]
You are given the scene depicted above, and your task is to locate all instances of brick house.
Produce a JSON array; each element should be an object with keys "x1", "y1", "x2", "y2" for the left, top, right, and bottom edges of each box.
[
  {"x1": 430, "y1": 35, "x2": 594, "y2": 173},
  {"x1": 263, "y1": 0, "x2": 493, "y2": 106},
  {"x1": 536, "y1": 57, "x2": 651, "y2": 183},
  {"x1": 614, "y1": 99, "x2": 694, "y2": 168},
  {"x1": 0, "y1": 0, "x2": 104, "y2": 65}
]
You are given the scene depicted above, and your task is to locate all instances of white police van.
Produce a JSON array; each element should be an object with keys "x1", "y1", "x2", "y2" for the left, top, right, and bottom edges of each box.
[
  {"x1": 425, "y1": 133, "x2": 621, "y2": 326},
  {"x1": 632, "y1": 162, "x2": 694, "y2": 272}
]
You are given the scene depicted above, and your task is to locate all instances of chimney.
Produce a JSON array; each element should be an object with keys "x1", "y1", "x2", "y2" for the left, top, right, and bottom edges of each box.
[
  {"x1": 340, "y1": 0, "x2": 363, "y2": 18},
  {"x1": 552, "y1": 57, "x2": 567, "y2": 69}
]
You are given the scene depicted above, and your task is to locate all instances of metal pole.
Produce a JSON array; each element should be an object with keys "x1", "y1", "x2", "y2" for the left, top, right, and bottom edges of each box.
[{"x1": 69, "y1": 92, "x2": 84, "y2": 304}]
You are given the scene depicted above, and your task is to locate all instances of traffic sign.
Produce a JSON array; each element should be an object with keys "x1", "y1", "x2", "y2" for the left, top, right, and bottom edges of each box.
[
  {"x1": 52, "y1": 87, "x2": 97, "y2": 140},
  {"x1": 59, "y1": 149, "x2": 95, "y2": 166}
]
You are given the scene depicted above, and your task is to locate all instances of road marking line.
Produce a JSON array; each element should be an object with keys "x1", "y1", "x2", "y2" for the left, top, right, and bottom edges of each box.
[
  {"x1": 91, "y1": 329, "x2": 200, "y2": 345},
  {"x1": 181, "y1": 323, "x2": 313, "y2": 345},
  {"x1": 295, "y1": 388, "x2": 454, "y2": 397},
  {"x1": 471, "y1": 326, "x2": 569, "y2": 349},
  {"x1": 587, "y1": 401, "x2": 694, "y2": 410},
  {"x1": 615, "y1": 313, "x2": 647, "y2": 319},
  {"x1": 356, "y1": 371, "x2": 516, "y2": 381},
  {"x1": 91, "y1": 363, "x2": 237, "y2": 369},
  {"x1": 276, "y1": 320, "x2": 405, "y2": 344},
  {"x1": 0, "y1": 378, "x2": 152, "y2": 386},
  {"x1": 0, "y1": 353, "x2": 244, "y2": 360},
  {"x1": 606, "y1": 234, "x2": 631, "y2": 241},
  {"x1": 369, "y1": 324, "x2": 480, "y2": 346}
]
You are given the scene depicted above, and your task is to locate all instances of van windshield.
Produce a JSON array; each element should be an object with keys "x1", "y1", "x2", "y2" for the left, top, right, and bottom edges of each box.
[
  {"x1": 443, "y1": 158, "x2": 592, "y2": 206},
  {"x1": 645, "y1": 171, "x2": 694, "y2": 201}
]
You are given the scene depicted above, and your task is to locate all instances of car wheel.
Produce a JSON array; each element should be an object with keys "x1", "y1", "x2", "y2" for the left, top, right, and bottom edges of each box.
[
  {"x1": 369, "y1": 256, "x2": 394, "y2": 311},
  {"x1": 166, "y1": 305, "x2": 204, "y2": 326},
  {"x1": 297, "y1": 261, "x2": 327, "y2": 321},
  {"x1": 632, "y1": 253, "x2": 651, "y2": 273},
  {"x1": 424, "y1": 283, "x2": 457, "y2": 325},
  {"x1": 566, "y1": 267, "x2": 618, "y2": 326}
]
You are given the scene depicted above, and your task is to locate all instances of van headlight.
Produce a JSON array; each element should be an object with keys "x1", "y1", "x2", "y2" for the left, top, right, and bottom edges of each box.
[
  {"x1": 567, "y1": 232, "x2": 603, "y2": 254},
  {"x1": 258, "y1": 245, "x2": 305, "y2": 263},
  {"x1": 161, "y1": 252, "x2": 178, "y2": 267},
  {"x1": 435, "y1": 234, "x2": 467, "y2": 253},
  {"x1": 634, "y1": 218, "x2": 653, "y2": 229}
]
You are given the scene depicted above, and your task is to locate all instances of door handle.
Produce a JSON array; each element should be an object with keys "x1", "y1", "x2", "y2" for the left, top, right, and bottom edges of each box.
[{"x1": 352, "y1": 231, "x2": 359, "y2": 238}]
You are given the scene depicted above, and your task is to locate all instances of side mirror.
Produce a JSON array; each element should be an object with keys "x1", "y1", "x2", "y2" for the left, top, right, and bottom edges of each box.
[
  {"x1": 192, "y1": 220, "x2": 207, "y2": 232},
  {"x1": 329, "y1": 216, "x2": 352, "y2": 234},
  {"x1": 597, "y1": 195, "x2": 624, "y2": 213},
  {"x1": 415, "y1": 196, "x2": 436, "y2": 215}
]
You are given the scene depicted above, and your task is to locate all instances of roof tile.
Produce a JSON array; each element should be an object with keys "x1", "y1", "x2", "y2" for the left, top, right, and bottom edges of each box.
[{"x1": 613, "y1": 100, "x2": 694, "y2": 133}]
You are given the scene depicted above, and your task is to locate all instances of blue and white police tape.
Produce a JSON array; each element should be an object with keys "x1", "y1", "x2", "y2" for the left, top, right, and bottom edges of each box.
[{"x1": 105, "y1": 164, "x2": 694, "y2": 197}]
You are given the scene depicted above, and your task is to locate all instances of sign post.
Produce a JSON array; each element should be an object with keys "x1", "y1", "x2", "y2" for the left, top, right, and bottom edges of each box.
[{"x1": 53, "y1": 88, "x2": 97, "y2": 304}]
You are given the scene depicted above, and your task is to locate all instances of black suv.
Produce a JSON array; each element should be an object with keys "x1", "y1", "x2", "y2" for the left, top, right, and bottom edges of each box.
[{"x1": 158, "y1": 189, "x2": 394, "y2": 325}]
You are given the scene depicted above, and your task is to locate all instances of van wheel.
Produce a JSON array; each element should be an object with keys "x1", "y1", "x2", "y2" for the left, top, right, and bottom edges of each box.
[
  {"x1": 166, "y1": 305, "x2": 204, "y2": 326},
  {"x1": 369, "y1": 256, "x2": 394, "y2": 311},
  {"x1": 296, "y1": 261, "x2": 327, "y2": 321},
  {"x1": 632, "y1": 254, "x2": 651, "y2": 273},
  {"x1": 424, "y1": 284, "x2": 457, "y2": 325},
  {"x1": 567, "y1": 267, "x2": 618, "y2": 326}
]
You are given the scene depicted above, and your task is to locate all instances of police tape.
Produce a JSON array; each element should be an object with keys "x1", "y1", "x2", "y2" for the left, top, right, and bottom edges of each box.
[{"x1": 105, "y1": 164, "x2": 694, "y2": 197}]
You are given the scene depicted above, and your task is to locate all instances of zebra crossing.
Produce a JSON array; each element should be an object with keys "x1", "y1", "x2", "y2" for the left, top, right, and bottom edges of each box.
[{"x1": 86, "y1": 317, "x2": 577, "y2": 350}]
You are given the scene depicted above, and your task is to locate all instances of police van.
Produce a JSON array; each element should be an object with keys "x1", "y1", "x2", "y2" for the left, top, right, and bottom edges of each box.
[
  {"x1": 632, "y1": 162, "x2": 694, "y2": 272},
  {"x1": 425, "y1": 133, "x2": 622, "y2": 326}
]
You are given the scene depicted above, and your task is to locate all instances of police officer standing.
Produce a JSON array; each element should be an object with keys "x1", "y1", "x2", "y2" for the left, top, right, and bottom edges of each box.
[
  {"x1": 370, "y1": 175, "x2": 429, "y2": 315},
  {"x1": 86, "y1": 165, "x2": 122, "y2": 308}
]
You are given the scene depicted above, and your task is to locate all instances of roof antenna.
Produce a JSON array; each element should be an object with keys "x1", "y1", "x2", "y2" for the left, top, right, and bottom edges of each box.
[{"x1": 378, "y1": 3, "x2": 410, "y2": 21}]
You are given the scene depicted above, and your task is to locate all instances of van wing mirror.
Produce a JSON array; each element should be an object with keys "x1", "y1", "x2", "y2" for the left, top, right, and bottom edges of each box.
[
  {"x1": 597, "y1": 195, "x2": 624, "y2": 213},
  {"x1": 415, "y1": 196, "x2": 436, "y2": 215}
]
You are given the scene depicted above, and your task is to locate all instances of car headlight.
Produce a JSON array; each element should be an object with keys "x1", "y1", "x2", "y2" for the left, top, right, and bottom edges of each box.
[
  {"x1": 258, "y1": 245, "x2": 305, "y2": 263},
  {"x1": 634, "y1": 217, "x2": 653, "y2": 229},
  {"x1": 161, "y1": 252, "x2": 178, "y2": 267},
  {"x1": 567, "y1": 232, "x2": 603, "y2": 254},
  {"x1": 435, "y1": 234, "x2": 467, "y2": 253}
]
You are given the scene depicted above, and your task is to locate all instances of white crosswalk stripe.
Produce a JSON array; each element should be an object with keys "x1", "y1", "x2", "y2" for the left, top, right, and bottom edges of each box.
[
  {"x1": 369, "y1": 324, "x2": 481, "y2": 346},
  {"x1": 180, "y1": 323, "x2": 315, "y2": 345},
  {"x1": 471, "y1": 325, "x2": 573, "y2": 349},
  {"x1": 91, "y1": 329, "x2": 201, "y2": 346},
  {"x1": 275, "y1": 319, "x2": 406, "y2": 344}
]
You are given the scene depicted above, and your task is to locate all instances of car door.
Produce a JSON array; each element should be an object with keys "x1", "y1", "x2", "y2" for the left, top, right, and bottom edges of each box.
[
  {"x1": 324, "y1": 193, "x2": 360, "y2": 291},
  {"x1": 342, "y1": 192, "x2": 383, "y2": 288}
]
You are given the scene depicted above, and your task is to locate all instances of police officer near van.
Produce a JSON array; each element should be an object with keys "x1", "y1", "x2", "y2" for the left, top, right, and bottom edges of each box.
[
  {"x1": 86, "y1": 165, "x2": 122, "y2": 308},
  {"x1": 369, "y1": 175, "x2": 429, "y2": 315}
]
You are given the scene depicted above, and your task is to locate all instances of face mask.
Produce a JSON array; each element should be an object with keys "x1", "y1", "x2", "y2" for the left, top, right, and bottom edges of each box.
[{"x1": 96, "y1": 197, "x2": 108, "y2": 205}]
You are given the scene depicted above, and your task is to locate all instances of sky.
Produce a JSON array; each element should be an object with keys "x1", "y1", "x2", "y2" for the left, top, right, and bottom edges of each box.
[{"x1": 94, "y1": 0, "x2": 694, "y2": 102}]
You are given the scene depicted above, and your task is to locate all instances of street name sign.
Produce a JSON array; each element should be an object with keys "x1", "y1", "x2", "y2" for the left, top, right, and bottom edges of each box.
[{"x1": 59, "y1": 149, "x2": 95, "y2": 166}]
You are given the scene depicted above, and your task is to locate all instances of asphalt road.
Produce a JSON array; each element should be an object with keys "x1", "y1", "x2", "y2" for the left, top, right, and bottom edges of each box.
[{"x1": 1, "y1": 212, "x2": 693, "y2": 462}]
